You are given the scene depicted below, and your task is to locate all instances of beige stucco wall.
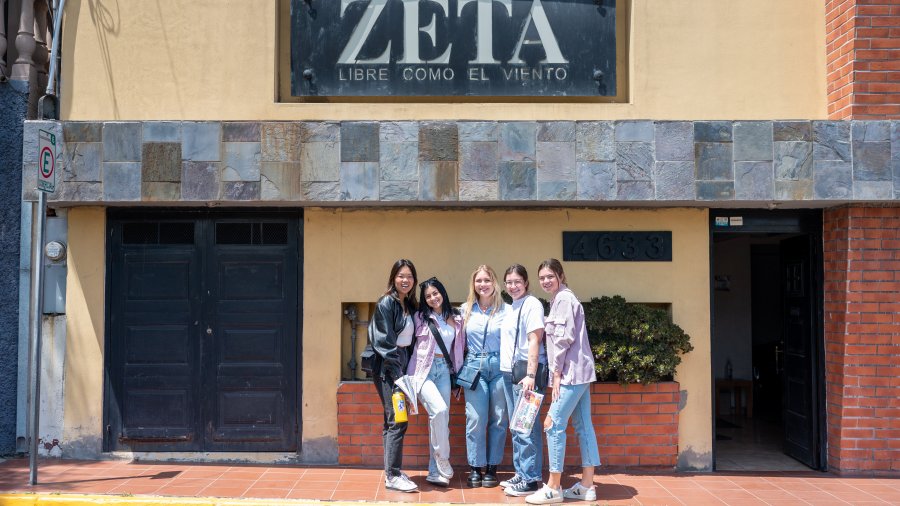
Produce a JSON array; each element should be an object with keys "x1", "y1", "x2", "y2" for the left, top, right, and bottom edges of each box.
[
  {"x1": 62, "y1": 207, "x2": 106, "y2": 456},
  {"x1": 60, "y1": 0, "x2": 826, "y2": 121},
  {"x1": 305, "y1": 207, "x2": 712, "y2": 468},
  {"x1": 61, "y1": 206, "x2": 710, "y2": 465}
]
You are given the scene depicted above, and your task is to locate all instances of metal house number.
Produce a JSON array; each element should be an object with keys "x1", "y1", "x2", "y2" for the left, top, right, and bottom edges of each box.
[{"x1": 562, "y1": 232, "x2": 673, "y2": 262}]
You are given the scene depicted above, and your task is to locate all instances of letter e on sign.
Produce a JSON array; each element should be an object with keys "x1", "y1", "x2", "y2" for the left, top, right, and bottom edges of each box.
[{"x1": 37, "y1": 129, "x2": 57, "y2": 193}]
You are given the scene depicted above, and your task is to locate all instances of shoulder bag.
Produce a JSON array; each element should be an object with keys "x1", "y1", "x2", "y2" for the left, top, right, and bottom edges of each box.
[
  {"x1": 511, "y1": 296, "x2": 550, "y2": 390},
  {"x1": 454, "y1": 313, "x2": 489, "y2": 390},
  {"x1": 427, "y1": 318, "x2": 457, "y2": 387}
]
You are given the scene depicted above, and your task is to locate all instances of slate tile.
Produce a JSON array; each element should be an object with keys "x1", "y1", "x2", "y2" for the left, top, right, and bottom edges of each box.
[
  {"x1": 733, "y1": 121, "x2": 773, "y2": 161},
  {"x1": 694, "y1": 121, "x2": 732, "y2": 142},
  {"x1": 143, "y1": 122, "x2": 182, "y2": 142},
  {"x1": 775, "y1": 180, "x2": 813, "y2": 200},
  {"x1": 419, "y1": 161, "x2": 458, "y2": 201},
  {"x1": 261, "y1": 123, "x2": 300, "y2": 162},
  {"x1": 103, "y1": 123, "x2": 142, "y2": 162},
  {"x1": 852, "y1": 141, "x2": 891, "y2": 181},
  {"x1": 300, "y1": 122, "x2": 340, "y2": 143},
  {"x1": 142, "y1": 142, "x2": 182, "y2": 182},
  {"x1": 460, "y1": 180, "x2": 499, "y2": 201},
  {"x1": 182, "y1": 161, "x2": 219, "y2": 201},
  {"x1": 499, "y1": 122, "x2": 536, "y2": 161},
  {"x1": 220, "y1": 181, "x2": 260, "y2": 201},
  {"x1": 773, "y1": 121, "x2": 811, "y2": 142},
  {"x1": 853, "y1": 181, "x2": 892, "y2": 200},
  {"x1": 61, "y1": 142, "x2": 101, "y2": 182},
  {"x1": 615, "y1": 121, "x2": 654, "y2": 142},
  {"x1": 380, "y1": 122, "x2": 419, "y2": 143},
  {"x1": 223, "y1": 122, "x2": 261, "y2": 142},
  {"x1": 419, "y1": 123, "x2": 459, "y2": 161},
  {"x1": 537, "y1": 142, "x2": 576, "y2": 181},
  {"x1": 617, "y1": 180, "x2": 654, "y2": 200},
  {"x1": 695, "y1": 142, "x2": 733, "y2": 180},
  {"x1": 499, "y1": 161, "x2": 536, "y2": 200},
  {"x1": 460, "y1": 142, "x2": 499, "y2": 180},
  {"x1": 577, "y1": 161, "x2": 616, "y2": 201},
  {"x1": 655, "y1": 161, "x2": 695, "y2": 200},
  {"x1": 774, "y1": 141, "x2": 812, "y2": 180},
  {"x1": 459, "y1": 122, "x2": 499, "y2": 142},
  {"x1": 340, "y1": 162, "x2": 379, "y2": 201},
  {"x1": 381, "y1": 181, "x2": 418, "y2": 201},
  {"x1": 222, "y1": 142, "x2": 261, "y2": 182},
  {"x1": 577, "y1": 121, "x2": 614, "y2": 161},
  {"x1": 300, "y1": 141, "x2": 340, "y2": 181},
  {"x1": 813, "y1": 121, "x2": 850, "y2": 161},
  {"x1": 616, "y1": 142, "x2": 654, "y2": 181},
  {"x1": 814, "y1": 160, "x2": 852, "y2": 200},
  {"x1": 655, "y1": 121, "x2": 693, "y2": 161},
  {"x1": 302, "y1": 182, "x2": 340, "y2": 201},
  {"x1": 538, "y1": 122, "x2": 575, "y2": 142},
  {"x1": 734, "y1": 161, "x2": 774, "y2": 200},
  {"x1": 696, "y1": 181, "x2": 734, "y2": 201},
  {"x1": 103, "y1": 162, "x2": 141, "y2": 200},
  {"x1": 341, "y1": 122, "x2": 380, "y2": 162},
  {"x1": 380, "y1": 141, "x2": 419, "y2": 181},
  {"x1": 64, "y1": 122, "x2": 102, "y2": 143},
  {"x1": 182, "y1": 122, "x2": 221, "y2": 161},
  {"x1": 539, "y1": 181, "x2": 577, "y2": 201},
  {"x1": 142, "y1": 182, "x2": 181, "y2": 201}
]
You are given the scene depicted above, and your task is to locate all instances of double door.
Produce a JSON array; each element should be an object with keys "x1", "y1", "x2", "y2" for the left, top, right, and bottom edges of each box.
[{"x1": 104, "y1": 212, "x2": 300, "y2": 452}]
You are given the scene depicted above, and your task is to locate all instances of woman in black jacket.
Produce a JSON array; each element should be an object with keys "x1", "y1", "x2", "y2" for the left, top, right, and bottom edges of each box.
[{"x1": 368, "y1": 259, "x2": 419, "y2": 493}]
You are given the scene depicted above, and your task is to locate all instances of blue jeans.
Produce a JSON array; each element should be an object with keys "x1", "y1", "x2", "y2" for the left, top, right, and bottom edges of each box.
[
  {"x1": 545, "y1": 383, "x2": 601, "y2": 473},
  {"x1": 502, "y1": 372, "x2": 545, "y2": 483},
  {"x1": 419, "y1": 357, "x2": 451, "y2": 478},
  {"x1": 464, "y1": 352, "x2": 508, "y2": 467}
]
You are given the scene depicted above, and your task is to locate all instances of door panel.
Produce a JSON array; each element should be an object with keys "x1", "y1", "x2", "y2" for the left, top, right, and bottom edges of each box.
[
  {"x1": 780, "y1": 235, "x2": 819, "y2": 468},
  {"x1": 106, "y1": 214, "x2": 300, "y2": 453}
]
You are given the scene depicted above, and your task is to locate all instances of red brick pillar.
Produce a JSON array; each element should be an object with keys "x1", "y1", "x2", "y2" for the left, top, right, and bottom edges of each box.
[
  {"x1": 826, "y1": 0, "x2": 900, "y2": 119},
  {"x1": 823, "y1": 206, "x2": 900, "y2": 474}
]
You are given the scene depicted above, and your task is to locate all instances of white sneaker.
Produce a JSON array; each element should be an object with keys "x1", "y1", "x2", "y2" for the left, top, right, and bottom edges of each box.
[
  {"x1": 426, "y1": 474, "x2": 450, "y2": 487},
  {"x1": 500, "y1": 473, "x2": 522, "y2": 488},
  {"x1": 385, "y1": 473, "x2": 418, "y2": 492},
  {"x1": 525, "y1": 484, "x2": 563, "y2": 504},
  {"x1": 563, "y1": 482, "x2": 596, "y2": 501},
  {"x1": 435, "y1": 456, "x2": 454, "y2": 479}
]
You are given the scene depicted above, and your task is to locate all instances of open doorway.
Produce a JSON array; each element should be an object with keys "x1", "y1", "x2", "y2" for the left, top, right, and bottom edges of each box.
[{"x1": 710, "y1": 210, "x2": 826, "y2": 472}]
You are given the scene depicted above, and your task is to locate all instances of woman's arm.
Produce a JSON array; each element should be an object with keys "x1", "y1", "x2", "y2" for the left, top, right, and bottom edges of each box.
[{"x1": 369, "y1": 297, "x2": 403, "y2": 384}]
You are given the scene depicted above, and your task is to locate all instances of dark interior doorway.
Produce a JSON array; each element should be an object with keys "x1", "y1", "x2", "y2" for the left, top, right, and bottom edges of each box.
[{"x1": 710, "y1": 210, "x2": 826, "y2": 471}]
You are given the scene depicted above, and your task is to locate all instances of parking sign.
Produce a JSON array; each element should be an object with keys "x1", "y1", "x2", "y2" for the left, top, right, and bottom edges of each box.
[{"x1": 37, "y1": 129, "x2": 56, "y2": 193}]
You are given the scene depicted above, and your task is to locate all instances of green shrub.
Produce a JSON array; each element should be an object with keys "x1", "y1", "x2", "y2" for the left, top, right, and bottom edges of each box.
[{"x1": 583, "y1": 295, "x2": 693, "y2": 384}]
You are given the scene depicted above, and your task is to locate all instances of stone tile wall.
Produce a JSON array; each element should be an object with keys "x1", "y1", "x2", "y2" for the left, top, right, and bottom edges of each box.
[{"x1": 22, "y1": 120, "x2": 900, "y2": 204}]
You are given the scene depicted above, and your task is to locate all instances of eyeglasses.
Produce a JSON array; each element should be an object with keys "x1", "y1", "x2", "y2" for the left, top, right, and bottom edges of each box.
[
  {"x1": 419, "y1": 276, "x2": 438, "y2": 288},
  {"x1": 504, "y1": 279, "x2": 525, "y2": 287}
]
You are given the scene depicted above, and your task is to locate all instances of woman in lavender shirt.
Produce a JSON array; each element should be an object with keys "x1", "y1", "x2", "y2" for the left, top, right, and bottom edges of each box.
[{"x1": 526, "y1": 259, "x2": 601, "y2": 505}]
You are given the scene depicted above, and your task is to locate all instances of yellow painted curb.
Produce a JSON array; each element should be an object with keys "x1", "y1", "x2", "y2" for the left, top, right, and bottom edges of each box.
[{"x1": 0, "y1": 494, "x2": 498, "y2": 506}]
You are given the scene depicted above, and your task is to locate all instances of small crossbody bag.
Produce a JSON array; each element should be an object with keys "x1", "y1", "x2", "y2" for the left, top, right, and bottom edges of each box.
[{"x1": 455, "y1": 315, "x2": 489, "y2": 390}]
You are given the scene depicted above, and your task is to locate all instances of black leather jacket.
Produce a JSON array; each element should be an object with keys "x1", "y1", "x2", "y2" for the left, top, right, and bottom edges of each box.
[{"x1": 368, "y1": 294, "x2": 412, "y2": 384}]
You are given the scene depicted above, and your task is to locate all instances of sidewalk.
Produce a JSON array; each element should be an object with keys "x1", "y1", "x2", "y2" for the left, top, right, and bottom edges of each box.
[{"x1": 1, "y1": 457, "x2": 899, "y2": 505}]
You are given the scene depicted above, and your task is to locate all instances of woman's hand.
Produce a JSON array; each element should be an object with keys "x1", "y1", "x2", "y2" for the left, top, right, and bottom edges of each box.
[
  {"x1": 551, "y1": 372, "x2": 561, "y2": 402},
  {"x1": 518, "y1": 375, "x2": 536, "y2": 391}
]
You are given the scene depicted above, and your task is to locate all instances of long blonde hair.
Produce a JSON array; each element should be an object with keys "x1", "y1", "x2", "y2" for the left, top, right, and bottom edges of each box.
[{"x1": 463, "y1": 265, "x2": 504, "y2": 328}]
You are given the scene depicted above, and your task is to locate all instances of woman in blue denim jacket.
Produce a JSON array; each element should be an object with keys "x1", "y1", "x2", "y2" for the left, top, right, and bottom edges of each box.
[
  {"x1": 526, "y1": 259, "x2": 601, "y2": 505},
  {"x1": 460, "y1": 265, "x2": 509, "y2": 488}
]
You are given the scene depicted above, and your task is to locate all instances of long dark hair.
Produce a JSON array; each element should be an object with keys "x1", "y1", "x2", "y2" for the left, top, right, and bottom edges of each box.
[
  {"x1": 417, "y1": 277, "x2": 456, "y2": 320},
  {"x1": 537, "y1": 258, "x2": 567, "y2": 285},
  {"x1": 383, "y1": 258, "x2": 418, "y2": 311}
]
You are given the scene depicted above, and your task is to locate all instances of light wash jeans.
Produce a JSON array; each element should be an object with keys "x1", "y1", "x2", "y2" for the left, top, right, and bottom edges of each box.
[
  {"x1": 502, "y1": 372, "x2": 545, "y2": 484},
  {"x1": 418, "y1": 356, "x2": 452, "y2": 478},
  {"x1": 545, "y1": 382, "x2": 601, "y2": 473},
  {"x1": 464, "y1": 352, "x2": 508, "y2": 467}
]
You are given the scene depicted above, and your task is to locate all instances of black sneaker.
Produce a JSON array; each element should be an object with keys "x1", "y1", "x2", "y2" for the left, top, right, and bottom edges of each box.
[
  {"x1": 505, "y1": 480, "x2": 541, "y2": 497},
  {"x1": 500, "y1": 473, "x2": 523, "y2": 488}
]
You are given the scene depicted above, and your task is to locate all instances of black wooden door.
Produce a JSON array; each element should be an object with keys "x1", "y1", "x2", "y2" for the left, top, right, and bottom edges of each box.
[
  {"x1": 105, "y1": 214, "x2": 300, "y2": 452},
  {"x1": 780, "y1": 235, "x2": 820, "y2": 468}
]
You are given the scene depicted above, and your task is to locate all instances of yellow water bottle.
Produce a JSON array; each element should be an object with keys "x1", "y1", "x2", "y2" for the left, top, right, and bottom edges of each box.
[{"x1": 391, "y1": 389, "x2": 408, "y2": 423}]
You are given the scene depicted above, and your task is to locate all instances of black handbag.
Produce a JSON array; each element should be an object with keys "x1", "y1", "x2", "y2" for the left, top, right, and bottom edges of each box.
[
  {"x1": 427, "y1": 319, "x2": 457, "y2": 387},
  {"x1": 510, "y1": 296, "x2": 550, "y2": 390},
  {"x1": 455, "y1": 315, "x2": 489, "y2": 390}
]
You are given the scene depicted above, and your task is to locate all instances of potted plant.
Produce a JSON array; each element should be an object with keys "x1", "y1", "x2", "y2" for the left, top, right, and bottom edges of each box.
[{"x1": 583, "y1": 295, "x2": 693, "y2": 384}]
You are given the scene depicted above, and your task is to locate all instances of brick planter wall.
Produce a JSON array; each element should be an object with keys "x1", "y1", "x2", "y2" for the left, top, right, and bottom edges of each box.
[
  {"x1": 337, "y1": 381, "x2": 679, "y2": 470},
  {"x1": 824, "y1": 206, "x2": 900, "y2": 474}
]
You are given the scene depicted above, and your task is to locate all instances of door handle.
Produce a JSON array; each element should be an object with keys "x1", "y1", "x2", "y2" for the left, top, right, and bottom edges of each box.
[
  {"x1": 775, "y1": 344, "x2": 783, "y2": 375},
  {"x1": 206, "y1": 327, "x2": 213, "y2": 335}
]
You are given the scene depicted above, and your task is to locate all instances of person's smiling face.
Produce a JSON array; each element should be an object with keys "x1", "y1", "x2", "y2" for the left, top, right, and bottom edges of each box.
[
  {"x1": 504, "y1": 273, "x2": 527, "y2": 300},
  {"x1": 394, "y1": 266, "x2": 414, "y2": 297},
  {"x1": 474, "y1": 269, "x2": 494, "y2": 300},
  {"x1": 538, "y1": 267, "x2": 560, "y2": 296},
  {"x1": 424, "y1": 285, "x2": 443, "y2": 312}
]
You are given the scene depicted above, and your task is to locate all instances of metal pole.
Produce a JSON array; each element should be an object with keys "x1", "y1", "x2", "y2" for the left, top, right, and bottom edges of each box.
[{"x1": 27, "y1": 190, "x2": 47, "y2": 485}]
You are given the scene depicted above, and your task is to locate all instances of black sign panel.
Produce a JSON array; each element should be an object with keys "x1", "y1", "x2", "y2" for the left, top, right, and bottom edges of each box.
[
  {"x1": 563, "y1": 232, "x2": 673, "y2": 262},
  {"x1": 291, "y1": 0, "x2": 616, "y2": 97}
]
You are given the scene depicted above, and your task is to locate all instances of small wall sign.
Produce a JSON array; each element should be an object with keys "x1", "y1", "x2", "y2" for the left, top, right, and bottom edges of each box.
[{"x1": 563, "y1": 231, "x2": 673, "y2": 262}]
